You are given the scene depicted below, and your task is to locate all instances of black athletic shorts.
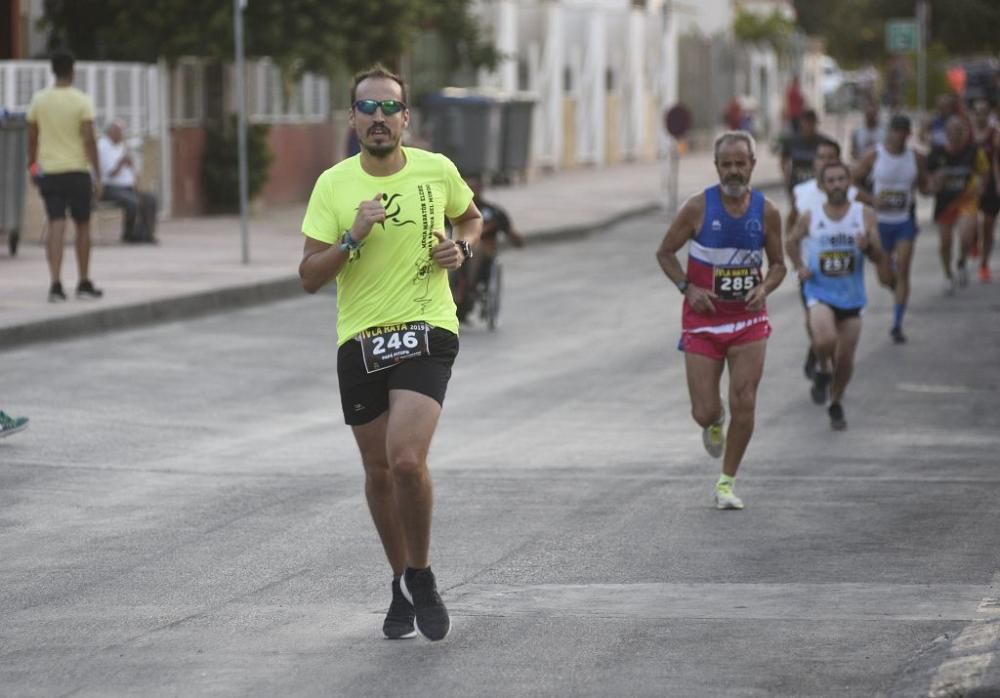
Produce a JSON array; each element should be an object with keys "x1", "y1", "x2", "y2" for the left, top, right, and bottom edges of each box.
[
  {"x1": 337, "y1": 326, "x2": 459, "y2": 426},
  {"x1": 38, "y1": 172, "x2": 93, "y2": 222},
  {"x1": 981, "y1": 194, "x2": 1000, "y2": 216},
  {"x1": 813, "y1": 302, "x2": 862, "y2": 322}
]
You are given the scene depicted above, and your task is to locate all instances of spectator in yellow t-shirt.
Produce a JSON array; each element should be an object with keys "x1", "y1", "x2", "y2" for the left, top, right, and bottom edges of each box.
[{"x1": 27, "y1": 49, "x2": 103, "y2": 302}]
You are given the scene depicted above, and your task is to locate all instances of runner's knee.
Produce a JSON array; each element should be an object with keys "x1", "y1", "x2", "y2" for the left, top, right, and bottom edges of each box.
[
  {"x1": 812, "y1": 335, "x2": 837, "y2": 356},
  {"x1": 729, "y1": 385, "x2": 757, "y2": 417},
  {"x1": 692, "y1": 403, "x2": 721, "y2": 428},
  {"x1": 389, "y1": 449, "x2": 427, "y2": 479}
]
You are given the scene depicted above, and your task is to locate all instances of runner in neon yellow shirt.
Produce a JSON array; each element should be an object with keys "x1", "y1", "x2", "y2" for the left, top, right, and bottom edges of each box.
[
  {"x1": 302, "y1": 145, "x2": 472, "y2": 344},
  {"x1": 299, "y1": 64, "x2": 481, "y2": 643}
]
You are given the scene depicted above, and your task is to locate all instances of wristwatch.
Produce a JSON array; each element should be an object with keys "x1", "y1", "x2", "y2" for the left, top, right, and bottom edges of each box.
[
  {"x1": 339, "y1": 231, "x2": 362, "y2": 252},
  {"x1": 457, "y1": 239, "x2": 473, "y2": 260},
  {"x1": 676, "y1": 278, "x2": 690, "y2": 294}
]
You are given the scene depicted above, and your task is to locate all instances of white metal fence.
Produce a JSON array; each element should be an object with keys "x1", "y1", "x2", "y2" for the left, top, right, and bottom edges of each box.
[
  {"x1": 0, "y1": 60, "x2": 162, "y2": 137},
  {"x1": 1, "y1": 58, "x2": 331, "y2": 130},
  {"x1": 247, "y1": 59, "x2": 330, "y2": 124}
]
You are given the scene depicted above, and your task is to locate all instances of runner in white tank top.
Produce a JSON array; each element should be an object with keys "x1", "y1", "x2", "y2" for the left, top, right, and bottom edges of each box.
[{"x1": 853, "y1": 114, "x2": 930, "y2": 344}]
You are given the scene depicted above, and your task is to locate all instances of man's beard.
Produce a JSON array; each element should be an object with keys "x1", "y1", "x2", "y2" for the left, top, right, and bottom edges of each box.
[
  {"x1": 721, "y1": 177, "x2": 748, "y2": 197},
  {"x1": 827, "y1": 189, "x2": 847, "y2": 205},
  {"x1": 363, "y1": 130, "x2": 400, "y2": 158}
]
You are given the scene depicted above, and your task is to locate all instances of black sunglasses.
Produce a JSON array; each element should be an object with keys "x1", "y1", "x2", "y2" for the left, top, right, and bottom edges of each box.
[{"x1": 353, "y1": 99, "x2": 407, "y2": 116}]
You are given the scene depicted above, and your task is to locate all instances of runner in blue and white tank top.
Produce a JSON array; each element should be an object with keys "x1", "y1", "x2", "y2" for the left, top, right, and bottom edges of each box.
[
  {"x1": 853, "y1": 114, "x2": 931, "y2": 344},
  {"x1": 787, "y1": 161, "x2": 894, "y2": 431},
  {"x1": 803, "y1": 199, "x2": 868, "y2": 310},
  {"x1": 657, "y1": 130, "x2": 787, "y2": 510},
  {"x1": 788, "y1": 138, "x2": 846, "y2": 383}
]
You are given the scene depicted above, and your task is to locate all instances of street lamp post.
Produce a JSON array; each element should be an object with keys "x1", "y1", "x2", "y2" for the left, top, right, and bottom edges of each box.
[
  {"x1": 234, "y1": 0, "x2": 250, "y2": 265},
  {"x1": 917, "y1": 0, "x2": 928, "y2": 113}
]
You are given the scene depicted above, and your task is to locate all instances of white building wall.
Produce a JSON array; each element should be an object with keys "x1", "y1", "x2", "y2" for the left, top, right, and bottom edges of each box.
[{"x1": 474, "y1": 0, "x2": 679, "y2": 171}]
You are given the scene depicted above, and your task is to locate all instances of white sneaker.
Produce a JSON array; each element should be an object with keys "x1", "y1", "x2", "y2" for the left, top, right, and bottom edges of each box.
[
  {"x1": 714, "y1": 482, "x2": 744, "y2": 510},
  {"x1": 701, "y1": 404, "x2": 726, "y2": 459},
  {"x1": 944, "y1": 275, "x2": 957, "y2": 296}
]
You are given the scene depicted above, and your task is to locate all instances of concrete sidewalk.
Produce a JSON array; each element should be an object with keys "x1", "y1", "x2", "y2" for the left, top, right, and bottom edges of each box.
[{"x1": 0, "y1": 146, "x2": 783, "y2": 350}]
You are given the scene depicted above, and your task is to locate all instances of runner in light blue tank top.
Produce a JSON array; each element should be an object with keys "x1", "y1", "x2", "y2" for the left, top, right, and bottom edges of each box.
[
  {"x1": 803, "y1": 200, "x2": 868, "y2": 311},
  {"x1": 786, "y1": 162, "x2": 894, "y2": 432}
]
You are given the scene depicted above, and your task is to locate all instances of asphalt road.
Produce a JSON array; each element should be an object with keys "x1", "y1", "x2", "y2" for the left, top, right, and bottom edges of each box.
[{"x1": 2, "y1": 192, "x2": 999, "y2": 697}]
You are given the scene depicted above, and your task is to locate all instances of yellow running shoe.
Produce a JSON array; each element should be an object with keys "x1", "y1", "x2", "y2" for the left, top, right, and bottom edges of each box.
[{"x1": 714, "y1": 481, "x2": 744, "y2": 510}]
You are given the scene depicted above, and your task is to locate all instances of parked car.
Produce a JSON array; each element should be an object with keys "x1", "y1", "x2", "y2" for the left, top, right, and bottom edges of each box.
[{"x1": 961, "y1": 58, "x2": 1000, "y2": 105}]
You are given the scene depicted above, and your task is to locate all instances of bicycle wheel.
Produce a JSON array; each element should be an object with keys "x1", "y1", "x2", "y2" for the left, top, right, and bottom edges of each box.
[{"x1": 486, "y1": 261, "x2": 502, "y2": 331}]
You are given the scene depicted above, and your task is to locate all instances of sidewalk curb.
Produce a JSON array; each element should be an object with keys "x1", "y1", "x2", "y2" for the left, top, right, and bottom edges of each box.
[
  {"x1": 884, "y1": 619, "x2": 1000, "y2": 697},
  {"x1": 0, "y1": 277, "x2": 303, "y2": 351},
  {"x1": 0, "y1": 179, "x2": 784, "y2": 352},
  {"x1": 526, "y1": 202, "x2": 663, "y2": 245}
]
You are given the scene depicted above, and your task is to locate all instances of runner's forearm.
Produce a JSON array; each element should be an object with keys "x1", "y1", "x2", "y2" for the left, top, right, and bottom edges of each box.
[
  {"x1": 656, "y1": 249, "x2": 686, "y2": 287},
  {"x1": 300, "y1": 245, "x2": 351, "y2": 293},
  {"x1": 761, "y1": 262, "x2": 786, "y2": 294},
  {"x1": 452, "y1": 217, "x2": 482, "y2": 247}
]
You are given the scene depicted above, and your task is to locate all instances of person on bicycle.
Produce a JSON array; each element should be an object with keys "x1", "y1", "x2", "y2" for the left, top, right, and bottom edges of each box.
[{"x1": 454, "y1": 176, "x2": 526, "y2": 323}]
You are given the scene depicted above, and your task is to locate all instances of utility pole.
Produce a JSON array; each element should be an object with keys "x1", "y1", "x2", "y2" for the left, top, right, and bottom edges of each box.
[
  {"x1": 234, "y1": 0, "x2": 250, "y2": 265},
  {"x1": 916, "y1": 0, "x2": 928, "y2": 113}
]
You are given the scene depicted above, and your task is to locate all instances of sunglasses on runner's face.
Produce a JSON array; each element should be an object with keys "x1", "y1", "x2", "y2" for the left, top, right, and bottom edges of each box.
[{"x1": 353, "y1": 99, "x2": 406, "y2": 116}]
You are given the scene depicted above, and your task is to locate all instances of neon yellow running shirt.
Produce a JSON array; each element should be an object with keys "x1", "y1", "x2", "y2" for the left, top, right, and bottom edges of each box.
[{"x1": 301, "y1": 147, "x2": 473, "y2": 346}]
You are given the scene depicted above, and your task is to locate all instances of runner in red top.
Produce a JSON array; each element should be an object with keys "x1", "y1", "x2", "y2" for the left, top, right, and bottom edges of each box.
[{"x1": 656, "y1": 131, "x2": 786, "y2": 510}]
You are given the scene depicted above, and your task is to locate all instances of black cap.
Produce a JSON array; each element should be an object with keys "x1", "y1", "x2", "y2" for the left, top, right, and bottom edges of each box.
[{"x1": 889, "y1": 114, "x2": 911, "y2": 132}]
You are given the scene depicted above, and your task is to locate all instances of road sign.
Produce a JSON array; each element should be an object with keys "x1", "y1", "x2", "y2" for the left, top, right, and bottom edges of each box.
[
  {"x1": 886, "y1": 18, "x2": 918, "y2": 53},
  {"x1": 664, "y1": 104, "x2": 692, "y2": 138}
]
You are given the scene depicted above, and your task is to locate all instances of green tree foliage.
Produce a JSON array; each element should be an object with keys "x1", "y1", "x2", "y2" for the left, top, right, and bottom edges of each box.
[
  {"x1": 793, "y1": 0, "x2": 1000, "y2": 66},
  {"x1": 733, "y1": 8, "x2": 795, "y2": 55},
  {"x1": 40, "y1": 0, "x2": 498, "y2": 75},
  {"x1": 201, "y1": 115, "x2": 272, "y2": 212}
]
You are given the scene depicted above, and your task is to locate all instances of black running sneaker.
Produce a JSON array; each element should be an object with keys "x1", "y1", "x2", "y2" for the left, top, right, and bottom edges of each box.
[
  {"x1": 811, "y1": 371, "x2": 831, "y2": 405},
  {"x1": 48, "y1": 281, "x2": 66, "y2": 303},
  {"x1": 400, "y1": 566, "x2": 450, "y2": 641},
  {"x1": 828, "y1": 402, "x2": 847, "y2": 431},
  {"x1": 76, "y1": 279, "x2": 104, "y2": 300},
  {"x1": 383, "y1": 577, "x2": 416, "y2": 640},
  {"x1": 803, "y1": 347, "x2": 817, "y2": 380},
  {"x1": 890, "y1": 326, "x2": 906, "y2": 344}
]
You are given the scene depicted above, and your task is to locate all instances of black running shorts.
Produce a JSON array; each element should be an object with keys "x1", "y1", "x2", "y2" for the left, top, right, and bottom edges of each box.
[
  {"x1": 38, "y1": 172, "x2": 93, "y2": 222},
  {"x1": 813, "y1": 302, "x2": 862, "y2": 322},
  {"x1": 337, "y1": 326, "x2": 459, "y2": 426}
]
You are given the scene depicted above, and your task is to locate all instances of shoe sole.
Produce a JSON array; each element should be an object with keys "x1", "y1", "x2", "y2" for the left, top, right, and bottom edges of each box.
[
  {"x1": 383, "y1": 628, "x2": 418, "y2": 640},
  {"x1": 715, "y1": 498, "x2": 744, "y2": 510},
  {"x1": 702, "y1": 431, "x2": 724, "y2": 459},
  {"x1": 0, "y1": 423, "x2": 29, "y2": 438},
  {"x1": 399, "y1": 574, "x2": 451, "y2": 641}
]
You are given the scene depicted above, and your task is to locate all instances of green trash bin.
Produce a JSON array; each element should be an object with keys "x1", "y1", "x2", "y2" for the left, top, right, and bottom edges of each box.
[
  {"x1": 0, "y1": 112, "x2": 29, "y2": 256},
  {"x1": 497, "y1": 93, "x2": 535, "y2": 183},
  {"x1": 423, "y1": 88, "x2": 502, "y2": 178}
]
